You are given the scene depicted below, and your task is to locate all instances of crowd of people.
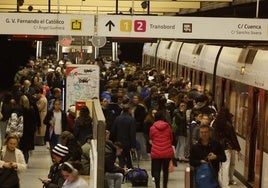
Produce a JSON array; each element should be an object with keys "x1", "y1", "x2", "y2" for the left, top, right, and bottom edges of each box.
[
  {"x1": 99, "y1": 61, "x2": 241, "y2": 188},
  {"x1": 0, "y1": 56, "x2": 241, "y2": 188},
  {"x1": 0, "y1": 57, "x2": 91, "y2": 187}
]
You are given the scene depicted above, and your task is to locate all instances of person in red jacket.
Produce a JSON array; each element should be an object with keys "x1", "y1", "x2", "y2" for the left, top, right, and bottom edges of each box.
[{"x1": 149, "y1": 111, "x2": 174, "y2": 188}]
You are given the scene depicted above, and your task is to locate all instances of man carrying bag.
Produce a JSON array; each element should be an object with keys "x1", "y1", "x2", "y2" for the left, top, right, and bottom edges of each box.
[{"x1": 190, "y1": 124, "x2": 226, "y2": 188}]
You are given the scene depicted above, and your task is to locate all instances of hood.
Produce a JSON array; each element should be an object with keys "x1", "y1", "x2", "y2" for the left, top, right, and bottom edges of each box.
[{"x1": 154, "y1": 120, "x2": 170, "y2": 131}]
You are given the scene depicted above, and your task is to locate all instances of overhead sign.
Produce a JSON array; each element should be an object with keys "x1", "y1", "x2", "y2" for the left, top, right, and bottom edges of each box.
[
  {"x1": 0, "y1": 13, "x2": 268, "y2": 41},
  {"x1": 97, "y1": 15, "x2": 268, "y2": 41},
  {"x1": 0, "y1": 13, "x2": 94, "y2": 36}
]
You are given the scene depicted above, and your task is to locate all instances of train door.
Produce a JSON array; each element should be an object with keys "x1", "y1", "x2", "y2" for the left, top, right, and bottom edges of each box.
[{"x1": 247, "y1": 87, "x2": 266, "y2": 188}]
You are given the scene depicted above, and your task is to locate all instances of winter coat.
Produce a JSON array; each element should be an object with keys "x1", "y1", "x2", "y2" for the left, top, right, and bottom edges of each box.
[
  {"x1": 190, "y1": 139, "x2": 226, "y2": 174},
  {"x1": 111, "y1": 112, "x2": 136, "y2": 149},
  {"x1": 104, "y1": 140, "x2": 125, "y2": 174},
  {"x1": 173, "y1": 109, "x2": 187, "y2": 137},
  {"x1": 149, "y1": 120, "x2": 174, "y2": 159}
]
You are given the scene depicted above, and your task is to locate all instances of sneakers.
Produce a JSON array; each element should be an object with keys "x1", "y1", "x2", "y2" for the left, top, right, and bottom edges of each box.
[
  {"x1": 152, "y1": 177, "x2": 155, "y2": 182},
  {"x1": 229, "y1": 180, "x2": 237, "y2": 185}
]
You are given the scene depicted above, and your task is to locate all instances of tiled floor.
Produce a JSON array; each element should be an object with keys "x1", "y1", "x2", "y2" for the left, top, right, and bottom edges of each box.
[{"x1": 19, "y1": 146, "x2": 247, "y2": 188}]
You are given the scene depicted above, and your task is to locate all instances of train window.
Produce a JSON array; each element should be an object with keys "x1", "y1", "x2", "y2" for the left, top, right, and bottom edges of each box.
[
  {"x1": 192, "y1": 44, "x2": 204, "y2": 55},
  {"x1": 166, "y1": 41, "x2": 173, "y2": 49},
  {"x1": 229, "y1": 81, "x2": 248, "y2": 138},
  {"x1": 245, "y1": 49, "x2": 257, "y2": 64},
  {"x1": 204, "y1": 74, "x2": 212, "y2": 92},
  {"x1": 238, "y1": 48, "x2": 257, "y2": 64}
]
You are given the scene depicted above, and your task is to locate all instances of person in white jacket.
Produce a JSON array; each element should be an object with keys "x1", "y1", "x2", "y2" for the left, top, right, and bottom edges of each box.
[
  {"x1": 0, "y1": 133, "x2": 27, "y2": 187},
  {"x1": 61, "y1": 161, "x2": 88, "y2": 188}
]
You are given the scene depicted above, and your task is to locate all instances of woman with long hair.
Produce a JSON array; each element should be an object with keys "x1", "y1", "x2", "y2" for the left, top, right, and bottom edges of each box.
[
  {"x1": 0, "y1": 133, "x2": 27, "y2": 188},
  {"x1": 73, "y1": 105, "x2": 93, "y2": 146},
  {"x1": 19, "y1": 95, "x2": 37, "y2": 163}
]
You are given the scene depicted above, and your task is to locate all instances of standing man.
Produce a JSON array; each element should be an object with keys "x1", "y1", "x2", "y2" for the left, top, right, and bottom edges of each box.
[
  {"x1": 190, "y1": 124, "x2": 226, "y2": 186},
  {"x1": 111, "y1": 103, "x2": 136, "y2": 169}
]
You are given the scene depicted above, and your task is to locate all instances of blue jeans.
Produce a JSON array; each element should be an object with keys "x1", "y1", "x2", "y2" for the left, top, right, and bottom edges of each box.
[{"x1": 105, "y1": 172, "x2": 123, "y2": 188}]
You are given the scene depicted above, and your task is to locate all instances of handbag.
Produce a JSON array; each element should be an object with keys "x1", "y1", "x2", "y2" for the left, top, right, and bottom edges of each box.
[
  {"x1": 195, "y1": 163, "x2": 219, "y2": 188},
  {"x1": 168, "y1": 159, "x2": 174, "y2": 173},
  {"x1": 0, "y1": 168, "x2": 19, "y2": 187}
]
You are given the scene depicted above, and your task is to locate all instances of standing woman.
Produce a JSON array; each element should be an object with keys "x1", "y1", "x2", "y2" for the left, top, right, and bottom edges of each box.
[
  {"x1": 0, "y1": 133, "x2": 27, "y2": 188},
  {"x1": 150, "y1": 111, "x2": 174, "y2": 188},
  {"x1": 35, "y1": 87, "x2": 48, "y2": 146},
  {"x1": 73, "y1": 105, "x2": 93, "y2": 146},
  {"x1": 44, "y1": 99, "x2": 67, "y2": 150},
  {"x1": 212, "y1": 108, "x2": 241, "y2": 188},
  {"x1": 19, "y1": 95, "x2": 37, "y2": 164}
]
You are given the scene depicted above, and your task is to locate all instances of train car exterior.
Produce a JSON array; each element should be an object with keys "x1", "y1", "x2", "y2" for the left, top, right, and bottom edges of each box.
[{"x1": 142, "y1": 40, "x2": 268, "y2": 188}]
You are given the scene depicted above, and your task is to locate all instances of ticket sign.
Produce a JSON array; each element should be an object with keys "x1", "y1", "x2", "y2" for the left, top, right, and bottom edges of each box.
[
  {"x1": 98, "y1": 15, "x2": 268, "y2": 41},
  {"x1": 0, "y1": 13, "x2": 94, "y2": 36}
]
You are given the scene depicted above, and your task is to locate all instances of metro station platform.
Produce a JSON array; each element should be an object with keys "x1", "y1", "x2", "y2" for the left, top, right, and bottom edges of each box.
[{"x1": 20, "y1": 146, "x2": 246, "y2": 188}]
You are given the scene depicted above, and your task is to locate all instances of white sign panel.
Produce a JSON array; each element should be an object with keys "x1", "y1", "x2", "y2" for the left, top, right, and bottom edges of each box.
[
  {"x1": 0, "y1": 13, "x2": 94, "y2": 36},
  {"x1": 98, "y1": 15, "x2": 268, "y2": 41},
  {"x1": 65, "y1": 65, "x2": 99, "y2": 110}
]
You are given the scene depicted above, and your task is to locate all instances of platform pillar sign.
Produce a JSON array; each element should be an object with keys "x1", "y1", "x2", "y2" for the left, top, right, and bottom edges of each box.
[
  {"x1": 92, "y1": 35, "x2": 107, "y2": 48},
  {"x1": 65, "y1": 64, "x2": 99, "y2": 111},
  {"x1": 0, "y1": 12, "x2": 94, "y2": 36}
]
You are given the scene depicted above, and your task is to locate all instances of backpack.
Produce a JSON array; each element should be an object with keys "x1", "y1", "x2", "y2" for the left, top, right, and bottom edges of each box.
[{"x1": 6, "y1": 113, "x2": 24, "y2": 137}]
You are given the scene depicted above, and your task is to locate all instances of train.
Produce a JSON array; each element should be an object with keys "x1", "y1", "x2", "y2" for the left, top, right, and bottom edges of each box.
[{"x1": 142, "y1": 40, "x2": 268, "y2": 188}]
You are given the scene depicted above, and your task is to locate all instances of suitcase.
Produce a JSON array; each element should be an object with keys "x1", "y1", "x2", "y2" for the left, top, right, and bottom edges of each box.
[{"x1": 127, "y1": 151, "x2": 149, "y2": 187}]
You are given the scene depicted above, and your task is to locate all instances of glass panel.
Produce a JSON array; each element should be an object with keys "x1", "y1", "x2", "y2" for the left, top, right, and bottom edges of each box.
[{"x1": 229, "y1": 81, "x2": 248, "y2": 138}]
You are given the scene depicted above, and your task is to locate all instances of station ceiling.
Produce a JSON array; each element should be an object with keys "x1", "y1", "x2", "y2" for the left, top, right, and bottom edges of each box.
[{"x1": 0, "y1": 0, "x2": 232, "y2": 15}]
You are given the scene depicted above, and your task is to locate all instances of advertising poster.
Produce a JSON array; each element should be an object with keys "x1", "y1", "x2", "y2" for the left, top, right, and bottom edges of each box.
[{"x1": 65, "y1": 64, "x2": 99, "y2": 110}]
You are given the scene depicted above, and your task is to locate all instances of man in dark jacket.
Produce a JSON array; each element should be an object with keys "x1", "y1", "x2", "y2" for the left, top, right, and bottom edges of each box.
[
  {"x1": 111, "y1": 104, "x2": 136, "y2": 169},
  {"x1": 105, "y1": 141, "x2": 128, "y2": 188},
  {"x1": 190, "y1": 124, "x2": 226, "y2": 182}
]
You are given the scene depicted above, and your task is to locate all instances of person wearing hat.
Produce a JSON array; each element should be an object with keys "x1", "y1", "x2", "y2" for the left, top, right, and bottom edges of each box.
[{"x1": 40, "y1": 144, "x2": 69, "y2": 188}]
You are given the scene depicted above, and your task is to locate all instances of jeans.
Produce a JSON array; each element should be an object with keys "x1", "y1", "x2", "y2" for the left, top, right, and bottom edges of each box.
[
  {"x1": 118, "y1": 147, "x2": 133, "y2": 169},
  {"x1": 136, "y1": 132, "x2": 149, "y2": 159},
  {"x1": 229, "y1": 150, "x2": 236, "y2": 183},
  {"x1": 218, "y1": 149, "x2": 231, "y2": 188},
  {"x1": 105, "y1": 172, "x2": 123, "y2": 188},
  {"x1": 175, "y1": 136, "x2": 186, "y2": 159}
]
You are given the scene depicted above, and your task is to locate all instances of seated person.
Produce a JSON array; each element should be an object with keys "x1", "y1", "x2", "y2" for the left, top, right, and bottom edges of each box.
[
  {"x1": 105, "y1": 141, "x2": 128, "y2": 188},
  {"x1": 41, "y1": 144, "x2": 69, "y2": 188},
  {"x1": 60, "y1": 161, "x2": 88, "y2": 188},
  {"x1": 60, "y1": 131, "x2": 82, "y2": 162},
  {"x1": 80, "y1": 134, "x2": 93, "y2": 175}
]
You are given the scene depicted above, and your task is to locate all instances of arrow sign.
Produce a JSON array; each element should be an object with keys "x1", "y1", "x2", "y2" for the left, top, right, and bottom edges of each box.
[{"x1": 105, "y1": 20, "x2": 115, "y2": 31}]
